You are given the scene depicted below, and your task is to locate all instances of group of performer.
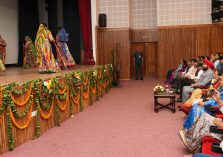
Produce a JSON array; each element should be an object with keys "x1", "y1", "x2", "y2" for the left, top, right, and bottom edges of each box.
[{"x1": 0, "y1": 23, "x2": 76, "y2": 73}]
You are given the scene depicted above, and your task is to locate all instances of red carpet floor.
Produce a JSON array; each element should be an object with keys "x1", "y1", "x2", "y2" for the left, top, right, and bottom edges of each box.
[{"x1": 2, "y1": 77, "x2": 187, "y2": 157}]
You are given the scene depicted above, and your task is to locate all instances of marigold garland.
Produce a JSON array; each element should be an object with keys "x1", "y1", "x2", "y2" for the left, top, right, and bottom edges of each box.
[
  {"x1": 83, "y1": 86, "x2": 89, "y2": 100},
  {"x1": 103, "y1": 82, "x2": 106, "y2": 89},
  {"x1": 92, "y1": 86, "x2": 96, "y2": 94},
  {"x1": 83, "y1": 80, "x2": 89, "y2": 86},
  {"x1": 3, "y1": 64, "x2": 113, "y2": 151},
  {"x1": 71, "y1": 93, "x2": 80, "y2": 105},
  {"x1": 9, "y1": 103, "x2": 33, "y2": 129},
  {"x1": 39, "y1": 99, "x2": 54, "y2": 119},
  {"x1": 9, "y1": 83, "x2": 32, "y2": 106},
  {"x1": 10, "y1": 96, "x2": 33, "y2": 119},
  {"x1": 59, "y1": 86, "x2": 67, "y2": 95},
  {"x1": 98, "y1": 84, "x2": 102, "y2": 92},
  {"x1": 98, "y1": 69, "x2": 102, "y2": 79},
  {"x1": 57, "y1": 92, "x2": 69, "y2": 111}
]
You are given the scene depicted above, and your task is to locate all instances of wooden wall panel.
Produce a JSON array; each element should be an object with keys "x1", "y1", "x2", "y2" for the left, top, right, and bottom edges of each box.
[
  {"x1": 97, "y1": 27, "x2": 131, "y2": 79},
  {"x1": 96, "y1": 27, "x2": 159, "y2": 79},
  {"x1": 158, "y1": 24, "x2": 223, "y2": 79},
  {"x1": 131, "y1": 29, "x2": 158, "y2": 43}
]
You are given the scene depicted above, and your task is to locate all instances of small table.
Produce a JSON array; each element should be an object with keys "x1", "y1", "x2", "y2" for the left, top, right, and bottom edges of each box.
[{"x1": 154, "y1": 92, "x2": 176, "y2": 113}]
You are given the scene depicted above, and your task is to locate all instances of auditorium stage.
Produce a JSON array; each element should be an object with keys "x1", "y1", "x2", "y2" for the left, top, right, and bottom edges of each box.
[
  {"x1": 0, "y1": 65, "x2": 100, "y2": 86},
  {"x1": 0, "y1": 64, "x2": 113, "y2": 153}
]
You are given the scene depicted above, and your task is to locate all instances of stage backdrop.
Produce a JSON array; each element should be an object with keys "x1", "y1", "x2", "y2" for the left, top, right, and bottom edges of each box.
[
  {"x1": 0, "y1": 0, "x2": 18, "y2": 64},
  {"x1": 18, "y1": 0, "x2": 39, "y2": 66},
  {"x1": 63, "y1": 0, "x2": 81, "y2": 64}
]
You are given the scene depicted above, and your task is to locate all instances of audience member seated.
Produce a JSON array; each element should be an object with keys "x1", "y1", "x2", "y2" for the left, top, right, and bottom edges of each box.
[
  {"x1": 178, "y1": 112, "x2": 223, "y2": 153},
  {"x1": 166, "y1": 58, "x2": 188, "y2": 85},
  {"x1": 182, "y1": 59, "x2": 214, "y2": 102},
  {"x1": 180, "y1": 74, "x2": 222, "y2": 115},
  {"x1": 216, "y1": 56, "x2": 223, "y2": 76},
  {"x1": 214, "y1": 52, "x2": 221, "y2": 69},
  {"x1": 182, "y1": 59, "x2": 198, "y2": 79},
  {"x1": 174, "y1": 63, "x2": 203, "y2": 102},
  {"x1": 183, "y1": 90, "x2": 223, "y2": 130},
  {"x1": 172, "y1": 59, "x2": 197, "y2": 91}
]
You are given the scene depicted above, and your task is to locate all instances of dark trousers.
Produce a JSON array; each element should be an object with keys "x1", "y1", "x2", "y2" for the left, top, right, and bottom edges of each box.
[
  {"x1": 174, "y1": 78, "x2": 194, "y2": 98},
  {"x1": 135, "y1": 63, "x2": 143, "y2": 79},
  {"x1": 166, "y1": 69, "x2": 174, "y2": 80}
]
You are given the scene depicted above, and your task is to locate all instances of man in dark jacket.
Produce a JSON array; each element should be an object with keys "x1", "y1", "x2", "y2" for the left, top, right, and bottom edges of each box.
[{"x1": 134, "y1": 47, "x2": 143, "y2": 80}]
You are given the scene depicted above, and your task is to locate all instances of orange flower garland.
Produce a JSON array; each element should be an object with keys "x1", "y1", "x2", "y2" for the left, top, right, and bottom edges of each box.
[
  {"x1": 39, "y1": 99, "x2": 54, "y2": 119},
  {"x1": 83, "y1": 85, "x2": 89, "y2": 100},
  {"x1": 57, "y1": 92, "x2": 69, "y2": 111},
  {"x1": 59, "y1": 86, "x2": 67, "y2": 95},
  {"x1": 92, "y1": 86, "x2": 96, "y2": 94},
  {"x1": 71, "y1": 93, "x2": 80, "y2": 105},
  {"x1": 103, "y1": 81, "x2": 106, "y2": 89},
  {"x1": 10, "y1": 84, "x2": 32, "y2": 106},
  {"x1": 83, "y1": 80, "x2": 88, "y2": 86},
  {"x1": 98, "y1": 84, "x2": 102, "y2": 92},
  {"x1": 9, "y1": 103, "x2": 33, "y2": 129},
  {"x1": 98, "y1": 70, "x2": 102, "y2": 79}
]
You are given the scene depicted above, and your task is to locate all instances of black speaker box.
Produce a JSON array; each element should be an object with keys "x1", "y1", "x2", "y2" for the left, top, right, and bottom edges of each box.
[{"x1": 99, "y1": 14, "x2": 107, "y2": 27}]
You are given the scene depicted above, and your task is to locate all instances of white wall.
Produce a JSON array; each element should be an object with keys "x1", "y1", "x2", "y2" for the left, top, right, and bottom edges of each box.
[
  {"x1": 130, "y1": 0, "x2": 157, "y2": 29},
  {"x1": 157, "y1": 0, "x2": 211, "y2": 26},
  {"x1": 91, "y1": 0, "x2": 97, "y2": 62},
  {"x1": 98, "y1": 0, "x2": 130, "y2": 28},
  {"x1": 0, "y1": 0, "x2": 18, "y2": 64}
]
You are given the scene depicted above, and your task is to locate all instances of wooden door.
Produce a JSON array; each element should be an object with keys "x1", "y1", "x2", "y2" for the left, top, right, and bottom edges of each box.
[
  {"x1": 145, "y1": 42, "x2": 157, "y2": 76},
  {"x1": 130, "y1": 43, "x2": 146, "y2": 79}
]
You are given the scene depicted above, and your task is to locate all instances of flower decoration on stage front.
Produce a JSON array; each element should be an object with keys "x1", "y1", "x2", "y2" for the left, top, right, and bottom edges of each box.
[
  {"x1": 154, "y1": 84, "x2": 166, "y2": 92},
  {"x1": 93, "y1": 69, "x2": 97, "y2": 77},
  {"x1": 43, "y1": 79, "x2": 52, "y2": 92},
  {"x1": 74, "y1": 72, "x2": 81, "y2": 80}
]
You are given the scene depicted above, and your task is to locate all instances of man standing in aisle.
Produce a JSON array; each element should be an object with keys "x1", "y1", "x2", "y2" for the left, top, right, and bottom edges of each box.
[{"x1": 134, "y1": 47, "x2": 144, "y2": 80}]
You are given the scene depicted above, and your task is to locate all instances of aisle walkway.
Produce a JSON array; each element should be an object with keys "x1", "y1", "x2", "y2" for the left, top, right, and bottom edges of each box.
[{"x1": 2, "y1": 77, "x2": 187, "y2": 157}]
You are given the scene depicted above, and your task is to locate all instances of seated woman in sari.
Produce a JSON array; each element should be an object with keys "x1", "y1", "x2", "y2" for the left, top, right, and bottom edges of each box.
[
  {"x1": 35, "y1": 23, "x2": 59, "y2": 73},
  {"x1": 178, "y1": 112, "x2": 223, "y2": 153},
  {"x1": 183, "y1": 89, "x2": 223, "y2": 130},
  {"x1": 56, "y1": 27, "x2": 76, "y2": 69},
  {"x1": 181, "y1": 72, "x2": 222, "y2": 114},
  {"x1": 23, "y1": 36, "x2": 37, "y2": 69}
]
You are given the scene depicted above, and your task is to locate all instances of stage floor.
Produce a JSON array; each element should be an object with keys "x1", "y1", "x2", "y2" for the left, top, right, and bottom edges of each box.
[{"x1": 0, "y1": 65, "x2": 100, "y2": 86}]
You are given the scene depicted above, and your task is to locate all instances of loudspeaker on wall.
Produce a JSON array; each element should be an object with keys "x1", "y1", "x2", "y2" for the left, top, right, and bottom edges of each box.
[{"x1": 99, "y1": 14, "x2": 106, "y2": 27}]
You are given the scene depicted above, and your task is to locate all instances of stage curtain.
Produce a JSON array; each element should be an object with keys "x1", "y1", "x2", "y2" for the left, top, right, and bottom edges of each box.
[
  {"x1": 63, "y1": 0, "x2": 81, "y2": 64},
  {"x1": 78, "y1": 0, "x2": 95, "y2": 65},
  {"x1": 46, "y1": 0, "x2": 58, "y2": 58},
  {"x1": 18, "y1": 0, "x2": 39, "y2": 66}
]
